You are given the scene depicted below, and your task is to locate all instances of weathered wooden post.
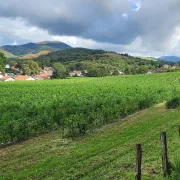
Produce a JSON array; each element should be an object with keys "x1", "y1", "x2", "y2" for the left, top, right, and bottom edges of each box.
[
  {"x1": 178, "y1": 125, "x2": 180, "y2": 136},
  {"x1": 135, "y1": 144, "x2": 142, "y2": 180},
  {"x1": 160, "y1": 132, "x2": 169, "y2": 177},
  {"x1": 61, "y1": 119, "x2": 64, "y2": 139}
]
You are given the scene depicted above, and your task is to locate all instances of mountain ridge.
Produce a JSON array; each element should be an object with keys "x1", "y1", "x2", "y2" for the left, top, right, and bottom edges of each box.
[
  {"x1": 158, "y1": 56, "x2": 180, "y2": 62},
  {"x1": 0, "y1": 41, "x2": 71, "y2": 57}
]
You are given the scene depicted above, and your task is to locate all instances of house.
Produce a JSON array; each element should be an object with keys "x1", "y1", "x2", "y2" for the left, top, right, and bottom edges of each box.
[
  {"x1": 163, "y1": 64, "x2": 170, "y2": 69},
  {"x1": 147, "y1": 71, "x2": 152, "y2": 74},
  {"x1": 44, "y1": 67, "x2": 54, "y2": 75},
  {"x1": 40, "y1": 67, "x2": 54, "y2": 75},
  {"x1": 5, "y1": 73, "x2": 14, "y2": 77},
  {"x1": 40, "y1": 68, "x2": 48, "y2": 74},
  {"x1": 14, "y1": 75, "x2": 35, "y2": 81},
  {"x1": 1, "y1": 76, "x2": 15, "y2": 82},
  {"x1": 0, "y1": 73, "x2": 4, "y2": 79},
  {"x1": 11, "y1": 66, "x2": 20, "y2": 72},
  {"x1": 34, "y1": 76, "x2": 44, "y2": 80},
  {"x1": 148, "y1": 69, "x2": 167, "y2": 74},
  {"x1": 26, "y1": 77, "x2": 36, "y2": 81},
  {"x1": 171, "y1": 66, "x2": 177, "y2": 70},
  {"x1": 69, "y1": 71, "x2": 82, "y2": 77},
  {"x1": 36, "y1": 74, "x2": 51, "y2": 80},
  {"x1": 5, "y1": 64, "x2": 10, "y2": 69}
]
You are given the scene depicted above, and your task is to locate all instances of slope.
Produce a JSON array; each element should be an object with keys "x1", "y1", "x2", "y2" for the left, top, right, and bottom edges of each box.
[
  {"x1": 20, "y1": 50, "x2": 51, "y2": 59},
  {"x1": 1, "y1": 103, "x2": 180, "y2": 179},
  {"x1": 0, "y1": 48, "x2": 16, "y2": 58},
  {"x1": 36, "y1": 48, "x2": 158, "y2": 73}
]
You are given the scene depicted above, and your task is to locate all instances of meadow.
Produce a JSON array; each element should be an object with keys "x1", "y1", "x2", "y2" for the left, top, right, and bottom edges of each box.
[{"x1": 0, "y1": 72, "x2": 180, "y2": 145}]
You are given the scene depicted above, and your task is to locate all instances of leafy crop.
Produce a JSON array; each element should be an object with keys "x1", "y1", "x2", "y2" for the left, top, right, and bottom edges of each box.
[
  {"x1": 0, "y1": 72, "x2": 180, "y2": 145},
  {"x1": 166, "y1": 97, "x2": 180, "y2": 109}
]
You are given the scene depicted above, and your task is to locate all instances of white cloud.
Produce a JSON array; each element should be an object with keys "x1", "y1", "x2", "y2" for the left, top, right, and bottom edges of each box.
[
  {"x1": 0, "y1": 0, "x2": 180, "y2": 57},
  {"x1": 0, "y1": 17, "x2": 52, "y2": 45}
]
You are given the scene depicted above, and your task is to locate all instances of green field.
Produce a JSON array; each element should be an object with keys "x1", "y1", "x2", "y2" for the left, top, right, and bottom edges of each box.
[
  {"x1": 1, "y1": 73, "x2": 180, "y2": 145},
  {"x1": 1, "y1": 103, "x2": 180, "y2": 179},
  {"x1": 1, "y1": 72, "x2": 180, "y2": 179}
]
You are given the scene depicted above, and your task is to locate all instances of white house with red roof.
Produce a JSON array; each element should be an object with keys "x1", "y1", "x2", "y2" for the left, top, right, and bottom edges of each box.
[
  {"x1": 0, "y1": 73, "x2": 4, "y2": 79},
  {"x1": 1, "y1": 76, "x2": 15, "y2": 82}
]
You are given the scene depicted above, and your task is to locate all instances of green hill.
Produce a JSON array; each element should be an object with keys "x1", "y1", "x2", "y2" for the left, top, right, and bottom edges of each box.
[
  {"x1": 0, "y1": 48, "x2": 16, "y2": 58},
  {"x1": 1, "y1": 103, "x2": 180, "y2": 179},
  {"x1": 36, "y1": 48, "x2": 159, "y2": 74},
  {"x1": 0, "y1": 41, "x2": 71, "y2": 57}
]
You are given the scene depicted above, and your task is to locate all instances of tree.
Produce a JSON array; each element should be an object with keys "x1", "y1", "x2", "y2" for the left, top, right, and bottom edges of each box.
[
  {"x1": 52, "y1": 63, "x2": 68, "y2": 79},
  {"x1": 137, "y1": 65, "x2": 148, "y2": 74},
  {"x1": 0, "y1": 64, "x2": 5, "y2": 74},
  {"x1": 87, "y1": 67, "x2": 110, "y2": 77},
  {"x1": 22, "y1": 60, "x2": 40, "y2": 75},
  {"x1": 0, "y1": 53, "x2": 6, "y2": 74}
]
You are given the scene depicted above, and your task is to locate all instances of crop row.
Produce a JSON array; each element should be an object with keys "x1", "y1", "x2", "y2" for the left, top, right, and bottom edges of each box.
[{"x1": 0, "y1": 73, "x2": 180, "y2": 145}]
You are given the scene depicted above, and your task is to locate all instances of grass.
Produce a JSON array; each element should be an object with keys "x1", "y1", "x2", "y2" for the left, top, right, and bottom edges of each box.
[{"x1": 1, "y1": 103, "x2": 180, "y2": 180}]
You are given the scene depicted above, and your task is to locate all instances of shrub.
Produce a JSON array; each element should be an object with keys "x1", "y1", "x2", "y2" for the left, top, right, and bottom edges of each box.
[{"x1": 166, "y1": 97, "x2": 180, "y2": 109}]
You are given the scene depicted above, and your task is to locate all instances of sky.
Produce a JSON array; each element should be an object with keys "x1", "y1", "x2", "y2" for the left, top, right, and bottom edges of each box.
[{"x1": 0, "y1": 0, "x2": 180, "y2": 57}]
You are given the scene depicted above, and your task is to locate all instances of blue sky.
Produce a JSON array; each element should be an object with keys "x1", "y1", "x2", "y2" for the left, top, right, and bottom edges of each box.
[{"x1": 0, "y1": 0, "x2": 180, "y2": 57}]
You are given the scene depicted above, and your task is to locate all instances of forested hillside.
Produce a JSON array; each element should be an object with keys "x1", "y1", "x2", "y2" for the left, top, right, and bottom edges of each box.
[
  {"x1": 36, "y1": 48, "x2": 159, "y2": 75},
  {"x1": 0, "y1": 52, "x2": 6, "y2": 73}
]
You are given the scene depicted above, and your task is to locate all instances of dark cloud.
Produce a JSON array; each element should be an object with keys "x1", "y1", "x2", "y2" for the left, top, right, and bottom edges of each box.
[{"x1": 0, "y1": 0, "x2": 180, "y2": 53}]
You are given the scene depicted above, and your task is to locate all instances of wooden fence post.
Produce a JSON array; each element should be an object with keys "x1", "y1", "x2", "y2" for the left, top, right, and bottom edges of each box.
[
  {"x1": 160, "y1": 132, "x2": 169, "y2": 177},
  {"x1": 61, "y1": 119, "x2": 64, "y2": 139},
  {"x1": 178, "y1": 125, "x2": 180, "y2": 136},
  {"x1": 135, "y1": 144, "x2": 142, "y2": 180}
]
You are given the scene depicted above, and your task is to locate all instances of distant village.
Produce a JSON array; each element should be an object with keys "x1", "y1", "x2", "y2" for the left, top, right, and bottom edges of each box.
[
  {"x1": 0, "y1": 63, "x2": 179, "y2": 82},
  {"x1": 0, "y1": 64, "x2": 85, "y2": 82},
  {"x1": 147, "y1": 64, "x2": 178, "y2": 74},
  {"x1": 0, "y1": 65, "x2": 53, "y2": 82}
]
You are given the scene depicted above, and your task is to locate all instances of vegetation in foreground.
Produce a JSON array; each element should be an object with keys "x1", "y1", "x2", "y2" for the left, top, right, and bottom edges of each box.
[
  {"x1": 1, "y1": 104, "x2": 180, "y2": 179},
  {"x1": 1, "y1": 72, "x2": 180, "y2": 145}
]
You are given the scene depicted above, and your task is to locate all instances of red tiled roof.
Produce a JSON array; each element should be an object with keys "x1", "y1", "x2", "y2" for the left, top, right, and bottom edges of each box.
[
  {"x1": 36, "y1": 74, "x2": 51, "y2": 79},
  {"x1": 15, "y1": 75, "x2": 30, "y2": 81},
  {"x1": 1, "y1": 76, "x2": 14, "y2": 81}
]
